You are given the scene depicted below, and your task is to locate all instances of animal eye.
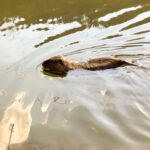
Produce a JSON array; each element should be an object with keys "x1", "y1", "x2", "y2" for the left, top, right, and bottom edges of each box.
[{"x1": 59, "y1": 59, "x2": 63, "y2": 64}]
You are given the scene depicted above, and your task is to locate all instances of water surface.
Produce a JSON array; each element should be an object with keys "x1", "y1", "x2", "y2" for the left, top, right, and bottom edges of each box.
[{"x1": 0, "y1": 0, "x2": 150, "y2": 150}]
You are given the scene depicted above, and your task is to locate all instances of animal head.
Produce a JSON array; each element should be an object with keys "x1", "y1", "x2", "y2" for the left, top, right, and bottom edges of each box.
[{"x1": 42, "y1": 55, "x2": 68, "y2": 75}]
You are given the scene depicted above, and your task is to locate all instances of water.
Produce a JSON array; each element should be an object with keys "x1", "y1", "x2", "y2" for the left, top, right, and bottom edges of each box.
[{"x1": 0, "y1": 0, "x2": 150, "y2": 149}]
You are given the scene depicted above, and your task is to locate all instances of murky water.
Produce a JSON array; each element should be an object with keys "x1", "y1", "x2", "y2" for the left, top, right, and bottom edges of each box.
[{"x1": 0, "y1": 0, "x2": 150, "y2": 150}]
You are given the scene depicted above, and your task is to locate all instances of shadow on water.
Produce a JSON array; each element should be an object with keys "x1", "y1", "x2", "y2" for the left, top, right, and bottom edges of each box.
[{"x1": 42, "y1": 70, "x2": 66, "y2": 78}]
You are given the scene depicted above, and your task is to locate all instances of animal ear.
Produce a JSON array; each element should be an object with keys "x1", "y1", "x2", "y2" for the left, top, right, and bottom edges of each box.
[{"x1": 58, "y1": 54, "x2": 64, "y2": 58}]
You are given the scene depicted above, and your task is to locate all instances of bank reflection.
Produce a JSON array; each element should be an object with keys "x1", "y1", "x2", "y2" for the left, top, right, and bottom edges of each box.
[{"x1": 0, "y1": 92, "x2": 33, "y2": 150}]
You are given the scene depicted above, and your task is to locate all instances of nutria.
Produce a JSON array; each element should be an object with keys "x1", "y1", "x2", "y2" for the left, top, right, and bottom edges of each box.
[{"x1": 42, "y1": 55, "x2": 140, "y2": 76}]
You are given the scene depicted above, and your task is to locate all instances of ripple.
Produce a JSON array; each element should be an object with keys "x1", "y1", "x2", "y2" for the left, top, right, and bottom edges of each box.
[
  {"x1": 1, "y1": 1, "x2": 150, "y2": 150},
  {"x1": 98, "y1": 5, "x2": 142, "y2": 22}
]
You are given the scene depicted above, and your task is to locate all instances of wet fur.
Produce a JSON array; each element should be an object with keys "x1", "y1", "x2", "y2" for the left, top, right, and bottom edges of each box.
[{"x1": 42, "y1": 55, "x2": 138, "y2": 75}]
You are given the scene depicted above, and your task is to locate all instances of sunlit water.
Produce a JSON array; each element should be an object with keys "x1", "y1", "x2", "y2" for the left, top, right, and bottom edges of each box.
[{"x1": 0, "y1": 0, "x2": 150, "y2": 150}]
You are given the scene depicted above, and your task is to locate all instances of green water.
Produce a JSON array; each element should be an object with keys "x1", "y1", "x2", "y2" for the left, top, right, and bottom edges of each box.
[{"x1": 0, "y1": 0, "x2": 150, "y2": 150}]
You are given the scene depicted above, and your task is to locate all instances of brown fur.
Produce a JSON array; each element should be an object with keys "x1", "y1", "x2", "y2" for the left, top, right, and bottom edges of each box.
[{"x1": 42, "y1": 55, "x2": 137, "y2": 75}]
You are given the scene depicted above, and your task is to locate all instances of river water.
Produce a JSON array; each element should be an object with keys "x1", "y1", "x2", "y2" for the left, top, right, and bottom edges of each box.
[{"x1": 0, "y1": 0, "x2": 150, "y2": 150}]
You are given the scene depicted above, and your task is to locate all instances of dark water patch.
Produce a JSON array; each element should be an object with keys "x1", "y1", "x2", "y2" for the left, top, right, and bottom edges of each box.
[
  {"x1": 134, "y1": 30, "x2": 150, "y2": 35},
  {"x1": 34, "y1": 25, "x2": 86, "y2": 48},
  {"x1": 0, "y1": 0, "x2": 149, "y2": 29},
  {"x1": 127, "y1": 42, "x2": 150, "y2": 45},
  {"x1": 120, "y1": 16, "x2": 150, "y2": 31},
  {"x1": 100, "y1": 4, "x2": 150, "y2": 29},
  {"x1": 116, "y1": 44, "x2": 143, "y2": 49},
  {"x1": 102, "y1": 34, "x2": 122, "y2": 40},
  {"x1": 98, "y1": 5, "x2": 142, "y2": 27},
  {"x1": 126, "y1": 37, "x2": 144, "y2": 42},
  {"x1": 34, "y1": 27, "x2": 49, "y2": 31},
  {"x1": 68, "y1": 41, "x2": 80, "y2": 46}
]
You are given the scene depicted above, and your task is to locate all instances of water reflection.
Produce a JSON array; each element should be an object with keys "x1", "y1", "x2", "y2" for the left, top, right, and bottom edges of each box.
[
  {"x1": 1, "y1": 0, "x2": 150, "y2": 149},
  {"x1": 98, "y1": 5, "x2": 142, "y2": 22},
  {"x1": 0, "y1": 0, "x2": 149, "y2": 27},
  {"x1": 0, "y1": 1, "x2": 150, "y2": 67},
  {"x1": 0, "y1": 92, "x2": 32, "y2": 150}
]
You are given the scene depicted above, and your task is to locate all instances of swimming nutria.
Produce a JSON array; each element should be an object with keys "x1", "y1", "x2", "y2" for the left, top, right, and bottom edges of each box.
[{"x1": 42, "y1": 55, "x2": 139, "y2": 76}]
